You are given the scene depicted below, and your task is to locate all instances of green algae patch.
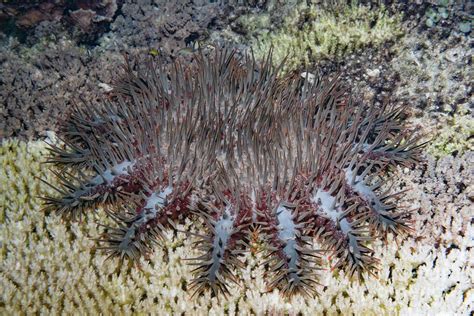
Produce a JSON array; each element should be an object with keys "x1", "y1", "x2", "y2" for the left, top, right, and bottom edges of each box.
[
  {"x1": 428, "y1": 113, "x2": 474, "y2": 158},
  {"x1": 238, "y1": 3, "x2": 402, "y2": 72}
]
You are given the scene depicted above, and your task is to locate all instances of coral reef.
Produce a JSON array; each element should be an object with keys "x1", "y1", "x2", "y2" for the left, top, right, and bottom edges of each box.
[
  {"x1": 391, "y1": 32, "x2": 471, "y2": 116},
  {"x1": 427, "y1": 111, "x2": 473, "y2": 158},
  {"x1": 422, "y1": 0, "x2": 472, "y2": 34},
  {"x1": 223, "y1": 2, "x2": 473, "y2": 158},
  {"x1": 0, "y1": 0, "x2": 229, "y2": 140},
  {"x1": 1, "y1": 139, "x2": 471, "y2": 314},
  {"x1": 390, "y1": 31, "x2": 473, "y2": 158},
  {"x1": 303, "y1": 25, "x2": 473, "y2": 159},
  {"x1": 0, "y1": 0, "x2": 472, "y2": 313},
  {"x1": 102, "y1": 0, "x2": 222, "y2": 54},
  {"x1": 0, "y1": 0, "x2": 119, "y2": 42},
  {"x1": 211, "y1": 1, "x2": 473, "y2": 159},
  {"x1": 0, "y1": 37, "x2": 121, "y2": 140},
  {"x1": 215, "y1": 2, "x2": 402, "y2": 71}
]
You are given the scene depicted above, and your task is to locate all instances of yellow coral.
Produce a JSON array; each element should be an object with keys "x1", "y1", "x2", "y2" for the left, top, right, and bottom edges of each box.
[{"x1": 240, "y1": 3, "x2": 402, "y2": 71}]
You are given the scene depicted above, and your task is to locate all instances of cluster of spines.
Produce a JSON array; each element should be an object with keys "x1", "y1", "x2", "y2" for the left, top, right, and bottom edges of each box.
[
  {"x1": 187, "y1": 186, "x2": 251, "y2": 298},
  {"x1": 258, "y1": 198, "x2": 322, "y2": 298},
  {"x1": 42, "y1": 46, "x2": 423, "y2": 298}
]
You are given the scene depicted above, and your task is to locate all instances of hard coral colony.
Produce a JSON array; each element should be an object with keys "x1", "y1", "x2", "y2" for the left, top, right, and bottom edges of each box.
[{"x1": 42, "y1": 48, "x2": 422, "y2": 298}]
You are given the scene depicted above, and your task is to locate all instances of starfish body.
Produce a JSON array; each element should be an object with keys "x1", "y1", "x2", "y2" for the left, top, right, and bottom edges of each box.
[{"x1": 43, "y1": 48, "x2": 422, "y2": 298}]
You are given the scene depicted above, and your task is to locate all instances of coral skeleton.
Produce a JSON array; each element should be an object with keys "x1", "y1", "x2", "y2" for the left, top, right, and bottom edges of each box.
[{"x1": 42, "y1": 47, "x2": 423, "y2": 298}]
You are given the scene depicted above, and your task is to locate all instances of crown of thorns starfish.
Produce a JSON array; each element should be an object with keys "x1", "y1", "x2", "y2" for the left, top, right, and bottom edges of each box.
[{"x1": 42, "y1": 47, "x2": 424, "y2": 298}]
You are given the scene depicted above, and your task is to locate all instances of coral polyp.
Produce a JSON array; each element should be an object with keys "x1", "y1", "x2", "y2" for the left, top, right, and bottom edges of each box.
[{"x1": 42, "y1": 47, "x2": 423, "y2": 298}]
